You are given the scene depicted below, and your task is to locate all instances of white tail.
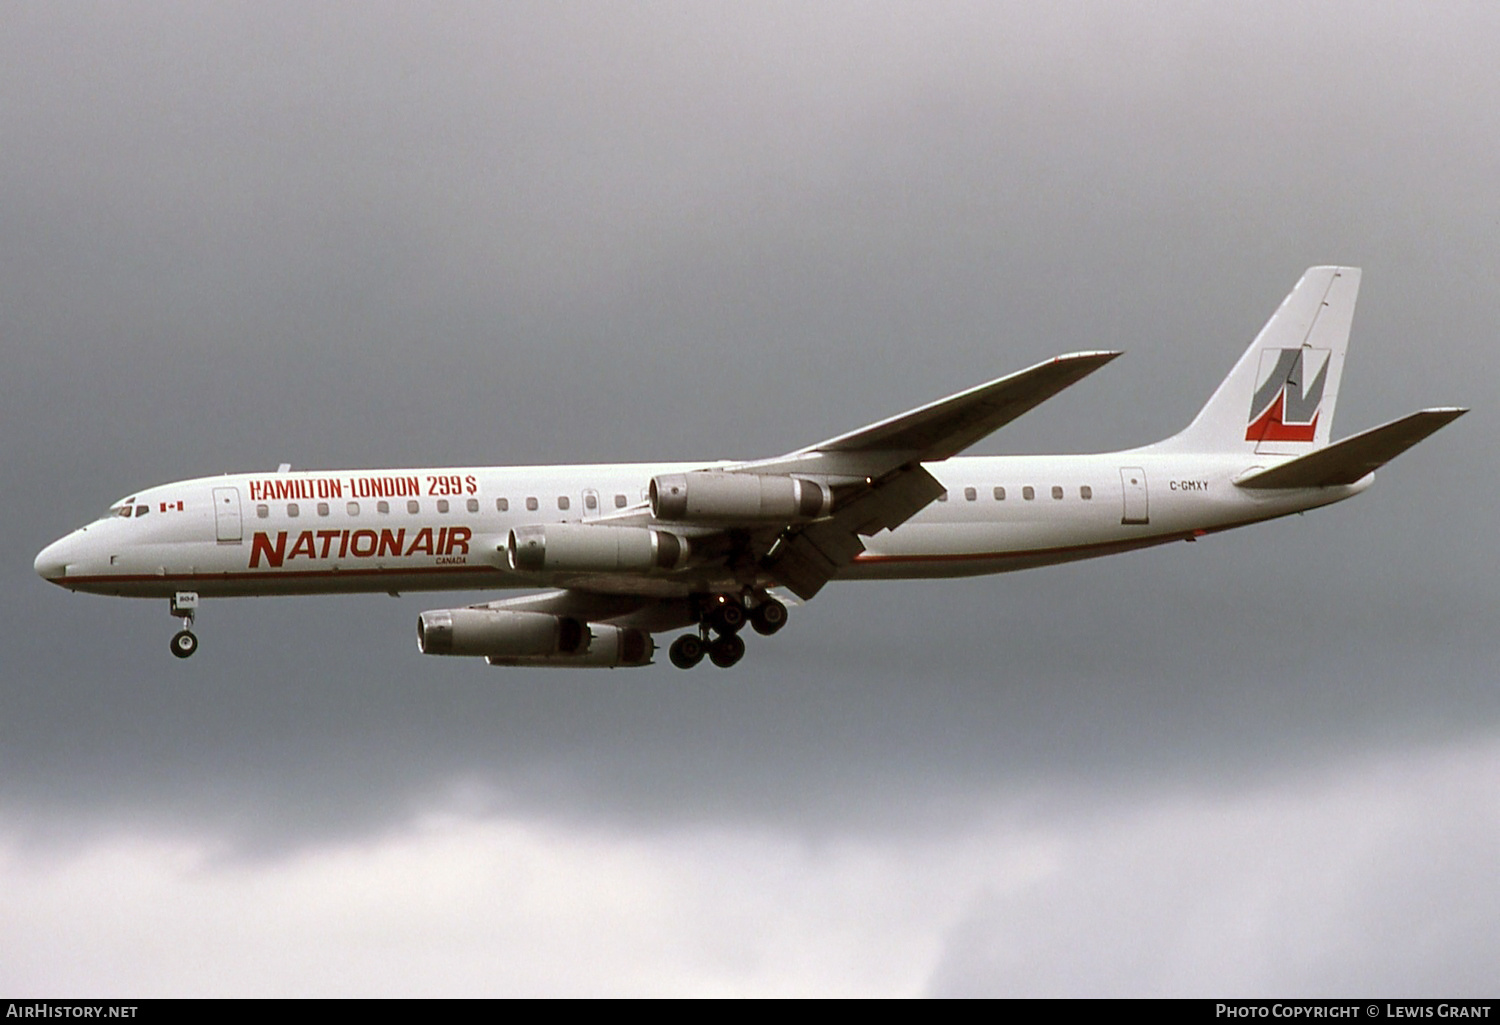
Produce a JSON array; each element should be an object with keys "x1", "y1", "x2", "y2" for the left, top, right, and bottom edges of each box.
[{"x1": 1157, "y1": 266, "x2": 1361, "y2": 454}]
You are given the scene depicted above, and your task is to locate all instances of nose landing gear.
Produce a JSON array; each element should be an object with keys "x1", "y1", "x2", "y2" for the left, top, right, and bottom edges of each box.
[
  {"x1": 170, "y1": 629, "x2": 198, "y2": 658},
  {"x1": 169, "y1": 591, "x2": 199, "y2": 659}
]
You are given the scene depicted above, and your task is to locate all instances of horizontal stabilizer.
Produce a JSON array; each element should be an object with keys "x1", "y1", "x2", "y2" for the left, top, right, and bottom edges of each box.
[{"x1": 1235, "y1": 408, "x2": 1466, "y2": 489}]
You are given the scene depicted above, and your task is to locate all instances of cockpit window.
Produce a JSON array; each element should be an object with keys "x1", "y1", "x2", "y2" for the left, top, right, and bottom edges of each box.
[{"x1": 105, "y1": 503, "x2": 151, "y2": 520}]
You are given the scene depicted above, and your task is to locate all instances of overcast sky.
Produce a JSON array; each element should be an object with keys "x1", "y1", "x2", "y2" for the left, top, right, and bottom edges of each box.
[{"x1": 3, "y1": 1, "x2": 1497, "y2": 996}]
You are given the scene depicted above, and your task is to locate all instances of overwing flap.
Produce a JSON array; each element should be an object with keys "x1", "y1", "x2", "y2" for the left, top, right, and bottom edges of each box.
[{"x1": 766, "y1": 465, "x2": 945, "y2": 599}]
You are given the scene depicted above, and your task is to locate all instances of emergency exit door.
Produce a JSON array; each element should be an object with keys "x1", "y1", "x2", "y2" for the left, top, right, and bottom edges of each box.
[{"x1": 1119, "y1": 467, "x2": 1149, "y2": 525}]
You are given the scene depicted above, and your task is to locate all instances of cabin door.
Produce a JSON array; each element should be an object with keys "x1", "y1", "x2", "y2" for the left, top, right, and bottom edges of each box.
[{"x1": 212, "y1": 487, "x2": 243, "y2": 543}]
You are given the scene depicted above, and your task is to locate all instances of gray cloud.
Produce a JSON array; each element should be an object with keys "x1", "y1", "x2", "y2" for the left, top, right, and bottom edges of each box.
[{"x1": 925, "y1": 740, "x2": 1500, "y2": 997}]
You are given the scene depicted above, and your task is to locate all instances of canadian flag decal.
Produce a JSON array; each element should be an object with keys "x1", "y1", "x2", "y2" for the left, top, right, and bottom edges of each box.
[{"x1": 1245, "y1": 348, "x2": 1328, "y2": 443}]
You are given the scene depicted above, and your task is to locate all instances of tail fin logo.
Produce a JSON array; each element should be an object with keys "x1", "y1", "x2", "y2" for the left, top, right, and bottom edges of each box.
[{"x1": 1246, "y1": 347, "x2": 1329, "y2": 442}]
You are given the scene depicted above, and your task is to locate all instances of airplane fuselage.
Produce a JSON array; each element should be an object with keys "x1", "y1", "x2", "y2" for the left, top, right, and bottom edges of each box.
[{"x1": 34, "y1": 452, "x2": 1366, "y2": 601}]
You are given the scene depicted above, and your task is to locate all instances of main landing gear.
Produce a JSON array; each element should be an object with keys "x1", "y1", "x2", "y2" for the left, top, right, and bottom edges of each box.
[
  {"x1": 668, "y1": 593, "x2": 787, "y2": 670},
  {"x1": 169, "y1": 591, "x2": 199, "y2": 659}
]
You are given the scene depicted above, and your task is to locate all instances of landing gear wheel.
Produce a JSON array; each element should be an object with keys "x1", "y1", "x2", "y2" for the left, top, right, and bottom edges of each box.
[
  {"x1": 669, "y1": 634, "x2": 706, "y2": 670},
  {"x1": 170, "y1": 629, "x2": 199, "y2": 659},
  {"x1": 706, "y1": 595, "x2": 746, "y2": 635},
  {"x1": 708, "y1": 633, "x2": 746, "y2": 668},
  {"x1": 750, "y1": 598, "x2": 787, "y2": 636}
]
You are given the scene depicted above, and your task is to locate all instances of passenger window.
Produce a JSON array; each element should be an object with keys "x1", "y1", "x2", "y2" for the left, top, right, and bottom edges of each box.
[
  {"x1": 1052, "y1": 486, "x2": 1063, "y2": 500},
  {"x1": 526, "y1": 497, "x2": 539, "y2": 512},
  {"x1": 467, "y1": 498, "x2": 479, "y2": 513},
  {"x1": 615, "y1": 494, "x2": 627, "y2": 509},
  {"x1": 377, "y1": 501, "x2": 390, "y2": 514},
  {"x1": 407, "y1": 500, "x2": 420, "y2": 514},
  {"x1": 497, "y1": 498, "x2": 509, "y2": 512},
  {"x1": 317, "y1": 502, "x2": 330, "y2": 517},
  {"x1": 1080, "y1": 486, "x2": 1093, "y2": 500},
  {"x1": 1023, "y1": 486, "x2": 1035, "y2": 501},
  {"x1": 437, "y1": 499, "x2": 449, "y2": 514},
  {"x1": 557, "y1": 496, "x2": 570, "y2": 510},
  {"x1": 347, "y1": 502, "x2": 360, "y2": 516},
  {"x1": 937, "y1": 491, "x2": 949, "y2": 502},
  {"x1": 257, "y1": 504, "x2": 270, "y2": 519},
  {"x1": 964, "y1": 487, "x2": 977, "y2": 502},
  {"x1": 585, "y1": 493, "x2": 598, "y2": 511},
  {"x1": 288, "y1": 503, "x2": 300, "y2": 518},
  {"x1": 994, "y1": 487, "x2": 1006, "y2": 501}
]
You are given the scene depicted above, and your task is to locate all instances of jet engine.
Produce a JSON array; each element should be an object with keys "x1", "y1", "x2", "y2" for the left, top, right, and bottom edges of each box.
[
  {"x1": 416, "y1": 608, "x2": 587, "y2": 658},
  {"x1": 649, "y1": 471, "x2": 830, "y2": 523},
  {"x1": 485, "y1": 624, "x2": 655, "y2": 668},
  {"x1": 506, "y1": 523, "x2": 688, "y2": 573}
]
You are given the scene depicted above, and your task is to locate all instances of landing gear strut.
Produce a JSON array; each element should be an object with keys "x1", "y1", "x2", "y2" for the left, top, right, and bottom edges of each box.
[
  {"x1": 668, "y1": 593, "x2": 787, "y2": 670},
  {"x1": 169, "y1": 591, "x2": 199, "y2": 659}
]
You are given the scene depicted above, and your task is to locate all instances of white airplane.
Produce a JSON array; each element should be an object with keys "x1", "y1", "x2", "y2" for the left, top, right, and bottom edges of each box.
[{"x1": 35, "y1": 267, "x2": 1464, "y2": 670}]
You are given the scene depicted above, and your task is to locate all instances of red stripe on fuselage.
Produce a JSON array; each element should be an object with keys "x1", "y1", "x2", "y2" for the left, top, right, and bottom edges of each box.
[{"x1": 55, "y1": 563, "x2": 502, "y2": 587}]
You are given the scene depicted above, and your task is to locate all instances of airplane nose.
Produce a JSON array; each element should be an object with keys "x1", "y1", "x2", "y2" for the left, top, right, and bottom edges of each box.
[{"x1": 34, "y1": 536, "x2": 73, "y2": 583}]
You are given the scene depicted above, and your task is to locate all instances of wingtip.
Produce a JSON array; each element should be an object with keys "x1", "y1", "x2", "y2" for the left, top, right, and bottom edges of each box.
[{"x1": 1055, "y1": 349, "x2": 1124, "y2": 363}]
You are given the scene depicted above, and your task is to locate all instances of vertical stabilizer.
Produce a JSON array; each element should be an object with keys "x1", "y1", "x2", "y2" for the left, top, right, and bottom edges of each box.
[{"x1": 1158, "y1": 266, "x2": 1360, "y2": 454}]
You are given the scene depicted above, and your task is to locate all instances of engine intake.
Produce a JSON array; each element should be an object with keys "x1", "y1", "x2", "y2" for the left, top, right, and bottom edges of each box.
[
  {"x1": 507, "y1": 523, "x2": 688, "y2": 574},
  {"x1": 650, "y1": 472, "x2": 830, "y2": 523},
  {"x1": 416, "y1": 608, "x2": 588, "y2": 658}
]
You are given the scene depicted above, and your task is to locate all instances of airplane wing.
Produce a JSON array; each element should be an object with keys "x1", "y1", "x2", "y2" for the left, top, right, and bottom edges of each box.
[
  {"x1": 739, "y1": 350, "x2": 1122, "y2": 598},
  {"x1": 739, "y1": 351, "x2": 1122, "y2": 479}
]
